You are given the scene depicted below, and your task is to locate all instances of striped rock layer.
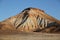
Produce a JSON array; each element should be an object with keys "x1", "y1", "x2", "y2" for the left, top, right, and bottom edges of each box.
[{"x1": 0, "y1": 7, "x2": 60, "y2": 33}]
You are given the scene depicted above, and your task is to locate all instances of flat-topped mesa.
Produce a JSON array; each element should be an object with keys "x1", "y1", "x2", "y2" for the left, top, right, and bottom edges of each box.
[{"x1": 0, "y1": 7, "x2": 60, "y2": 33}]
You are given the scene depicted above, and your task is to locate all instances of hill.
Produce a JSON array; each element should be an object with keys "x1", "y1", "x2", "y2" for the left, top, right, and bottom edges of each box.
[{"x1": 0, "y1": 7, "x2": 60, "y2": 33}]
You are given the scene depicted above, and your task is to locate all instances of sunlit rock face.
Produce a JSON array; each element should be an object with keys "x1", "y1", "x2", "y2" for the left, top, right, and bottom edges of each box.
[
  {"x1": 0, "y1": 22, "x2": 16, "y2": 32},
  {"x1": 0, "y1": 7, "x2": 60, "y2": 33}
]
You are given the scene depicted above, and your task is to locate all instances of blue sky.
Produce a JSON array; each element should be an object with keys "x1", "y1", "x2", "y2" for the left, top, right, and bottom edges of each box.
[{"x1": 0, "y1": 0, "x2": 60, "y2": 21}]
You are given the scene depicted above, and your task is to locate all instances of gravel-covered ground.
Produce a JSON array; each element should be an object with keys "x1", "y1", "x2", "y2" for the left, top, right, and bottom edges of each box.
[{"x1": 0, "y1": 32, "x2": 60, "y2": 40}]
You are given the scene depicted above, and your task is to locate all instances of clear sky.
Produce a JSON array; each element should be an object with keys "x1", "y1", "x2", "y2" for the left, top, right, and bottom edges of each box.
[{"x1": 0, "y1": 0, "x2": 60, "y2": 21}]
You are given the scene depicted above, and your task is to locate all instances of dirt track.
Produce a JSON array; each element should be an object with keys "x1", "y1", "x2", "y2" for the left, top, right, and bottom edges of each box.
[{"x1": 0, "y1": 32, "x2": 60, "y2": 40}]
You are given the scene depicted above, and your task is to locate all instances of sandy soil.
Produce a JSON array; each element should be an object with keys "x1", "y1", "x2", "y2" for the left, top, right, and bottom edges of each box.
[{"x1": 0, "y1": 32, "x2": 60, "y2": 40}]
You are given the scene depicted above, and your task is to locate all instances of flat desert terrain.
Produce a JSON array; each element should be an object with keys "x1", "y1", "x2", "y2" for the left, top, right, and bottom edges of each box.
[{"x1": 0, "y1": 32, "x2": 60, "y2": 40}]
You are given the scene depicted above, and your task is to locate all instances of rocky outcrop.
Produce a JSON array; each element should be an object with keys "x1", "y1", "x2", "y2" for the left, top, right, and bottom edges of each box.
[{"x1": 0, "y1": 7, "x2": 60, "y2": 33}]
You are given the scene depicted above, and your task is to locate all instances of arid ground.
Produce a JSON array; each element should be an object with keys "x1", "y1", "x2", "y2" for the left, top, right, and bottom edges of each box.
[{"x1": 0, "y1": 32, "x2": 60, "y2": 40}]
